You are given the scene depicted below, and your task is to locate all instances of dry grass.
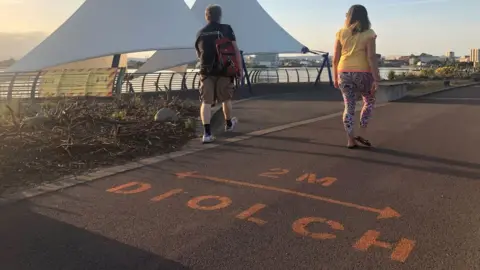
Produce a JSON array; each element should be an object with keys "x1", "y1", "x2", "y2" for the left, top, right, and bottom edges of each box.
[{"x1": 0, "y1": 94, "x2": 199, "y2": 196}]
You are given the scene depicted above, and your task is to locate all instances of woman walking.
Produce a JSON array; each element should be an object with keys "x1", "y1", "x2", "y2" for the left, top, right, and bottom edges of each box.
[{"x1": 333, "y1": 4, "x2": 381, "y2": 149}]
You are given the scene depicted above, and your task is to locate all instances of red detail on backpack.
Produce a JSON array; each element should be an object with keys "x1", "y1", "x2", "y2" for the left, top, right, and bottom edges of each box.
[{"x1": 215, "y1": 37, "x2": 240, "y2": 77}]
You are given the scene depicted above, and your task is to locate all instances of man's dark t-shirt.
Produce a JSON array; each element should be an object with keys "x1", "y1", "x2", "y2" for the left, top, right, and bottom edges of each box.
[{"x1": 195, "y1": 22, "x2": 236, "y2": 76}]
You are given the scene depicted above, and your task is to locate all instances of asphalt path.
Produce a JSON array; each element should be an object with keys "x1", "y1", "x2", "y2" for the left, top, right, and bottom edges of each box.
[{"x1": 1, "y1": 86, "x2": 480, "y2": 270}]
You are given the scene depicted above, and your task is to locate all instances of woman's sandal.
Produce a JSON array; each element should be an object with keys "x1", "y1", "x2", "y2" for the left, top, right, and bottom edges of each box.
[
  {"x1": 354, "y1": 136, "x2": 372, "y2": 147},
  {"x1": 347, "y1": 144, "x2": 359, "y2": 149}
]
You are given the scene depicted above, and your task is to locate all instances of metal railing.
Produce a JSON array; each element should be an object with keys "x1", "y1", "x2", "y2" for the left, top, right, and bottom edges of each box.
[{"x1": 0, "y1": 67, "x2": 329, "y2": 101}]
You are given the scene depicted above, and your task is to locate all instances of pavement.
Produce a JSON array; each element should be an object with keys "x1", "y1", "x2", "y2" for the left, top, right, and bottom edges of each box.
[
  {"x1": 209, "y1": 86, "x2": 345, "y2": 134},
  {"x1": 1, "y1": 85, "x2": 480, "y2": 270}
]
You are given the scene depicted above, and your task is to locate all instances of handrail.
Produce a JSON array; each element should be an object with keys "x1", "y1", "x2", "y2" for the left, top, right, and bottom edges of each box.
[{"x1": 0, "y1": 66, "x2": 355, "y2": 101}]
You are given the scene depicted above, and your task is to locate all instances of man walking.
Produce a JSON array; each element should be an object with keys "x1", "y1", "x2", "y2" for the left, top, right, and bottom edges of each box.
[{"x1": 195, "y1": 4, "x2": 243, "y2": 143}]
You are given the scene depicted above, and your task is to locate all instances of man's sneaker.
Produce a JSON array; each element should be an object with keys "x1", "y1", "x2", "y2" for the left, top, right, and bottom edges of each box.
[
  {"x1": 202, "y1": 134, "x2": 216, "y2": 144},
  {"x1": 225, "y1": 117, "x2": 238, "y2": 132}
]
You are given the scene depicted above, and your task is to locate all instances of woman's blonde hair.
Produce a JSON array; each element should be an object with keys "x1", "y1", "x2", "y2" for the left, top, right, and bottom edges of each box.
[{"x1": 344, "y1": 5, "x2": 371, "y2": 34}]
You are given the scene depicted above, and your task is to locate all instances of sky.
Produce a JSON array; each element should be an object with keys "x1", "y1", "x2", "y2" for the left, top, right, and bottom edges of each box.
[{"x1": 0, "y1": 0, "x2": 478, "y2": 60}]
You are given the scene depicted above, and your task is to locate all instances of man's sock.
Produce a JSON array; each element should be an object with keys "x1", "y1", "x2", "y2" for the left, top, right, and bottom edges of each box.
[
  {"x1": 204, "y1": 124, "x2": 211, "y2": 136},
  {"x1": 226, "y1": 119, "x2": 232, "y2": 128}
]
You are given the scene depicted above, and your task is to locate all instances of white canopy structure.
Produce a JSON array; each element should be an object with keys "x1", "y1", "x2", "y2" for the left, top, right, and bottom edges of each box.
[
  {"x1": 44, "y1": 55, "x2": 128, "y2": 70},
  {"x1": 134, "y1": 49, "x2": 197, "y2": 74},
  {"x1": 7, "y1": 0, "x2": 202, "y2": 73},
  {"x1": 192, "y1": 0, "x2": 305, "y2": 54},
  {"x1": 135, "y1": 0, "x2": 306, "y2": 74}
]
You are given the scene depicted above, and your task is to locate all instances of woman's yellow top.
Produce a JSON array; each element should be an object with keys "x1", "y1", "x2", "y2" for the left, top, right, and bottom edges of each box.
[{"x1": 336, "y1": 27, "x2": 377, "y2": 72}]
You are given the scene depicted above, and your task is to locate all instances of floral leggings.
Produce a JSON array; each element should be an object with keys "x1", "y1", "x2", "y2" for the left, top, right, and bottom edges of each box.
[{"x1": 339, "y1": 72, "x2": 376, "y2": 135}]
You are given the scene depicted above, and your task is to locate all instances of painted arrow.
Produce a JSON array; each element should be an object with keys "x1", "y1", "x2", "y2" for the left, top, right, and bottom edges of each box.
[{"x1": 175, "y1": 171, "x2": 400, "y2": 220}]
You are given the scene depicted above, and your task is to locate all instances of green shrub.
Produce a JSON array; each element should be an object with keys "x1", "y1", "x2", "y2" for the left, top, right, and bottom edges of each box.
[
  {"x1": 435, "y1": 66, "x2": 456, "y2": 78},
  {"x1": 387, "y1": 70, "x2": 396, "y2": 80},
  {"x1": 419, "y1": 68, "x2": 435, "y2": 78}
]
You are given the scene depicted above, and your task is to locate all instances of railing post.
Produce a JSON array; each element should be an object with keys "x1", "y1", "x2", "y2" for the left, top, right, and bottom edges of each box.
[
  {"x1": 239, "y1": 50, "x2": 252, "y2": 94},
  {"x1": 182, "y1": 72, "x2": 188, "y2": 90},
  {"x1": 295, "y1": 69, "x2": 300, "y2": 83},
  {"x1": 168, "y1": 73, "x2": 175, "y2": 90},
  {"x1": 315, "y1": 53, "x2": 333, "y2": 86},
  {"x1": 248, "y1": 70, "x2": 254, "y2": 85},
  {"x1": 325, "y1": 53, "x2": 333, "y2": 86},
  {"x1": 257, "y1": 70, "x2": 262, "y2": 83},
  {"x1": 30, "y1": 71, "x2": 42, "y2": 100},
  {"x1": 141, "y1": 74, "x2": 146, "y2": 92},
  {"x1": 285, "y1": 69, "x2": 290, "y2": 83},
  {"x1": 115, "y1": 67, "x2": 126, "y2": 96},
  {"x1": 305, "y1": 67, "x2": 310, "y2": 83},
  {"x1": 252, "y1": 70, "x2": 259, "y2": 83},
  {"x1": 84, "y1": 69, "x2": 93, "y2": 96},
  {"x1": 192, "y1": 73, "x2": 199, "y2": 89},
  {"x1": 250, "y1": 71, "x2": 256, "y2": 83},
  {"x1": 275, "y1": 69, "x2": 280, "y2": 83},
  {"x1": 155, "y1": 73, "x2": 162, "y2": 91},
  {"x1": 256, "y1": 70, "x2": 262, "y2": 83},
  {"x1": 7, "y1": 73, "x2": 17, "y2": 102}
]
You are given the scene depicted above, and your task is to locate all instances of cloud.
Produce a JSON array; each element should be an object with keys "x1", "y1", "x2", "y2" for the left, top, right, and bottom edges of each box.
[{"x1": 0, "y1": 32, "x2": 46, "y2": 60}]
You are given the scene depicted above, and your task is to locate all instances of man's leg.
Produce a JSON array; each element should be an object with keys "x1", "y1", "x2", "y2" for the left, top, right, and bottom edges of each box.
[
  {"x1": 199, "y1": 76, "x2": 215, "y2": 143},
  {"x1": 218, "y1": 77, "x2": 237, "y2": 132},
  {"x1": 222, "y1": 100, "x2": 232, "y2": 121}
]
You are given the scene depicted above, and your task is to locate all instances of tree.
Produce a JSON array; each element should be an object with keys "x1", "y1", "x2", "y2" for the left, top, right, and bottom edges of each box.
[
  {"x1": 419, "y1": 68, "x2": 435, "y2": 78},
  {"x1": 429, "y1": 60, "x2": 443, "y2": 66},
  {"x1": 0, "y1": 58, "x2": 15, "y2": 67},
  {"x1": 435, "y1": 66, "x2": 455, "y2": 78}
]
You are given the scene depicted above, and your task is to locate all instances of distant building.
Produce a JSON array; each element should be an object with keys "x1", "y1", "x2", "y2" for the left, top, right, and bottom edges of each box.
[
  {"x1": 471, "y1": 49, "x2": 480, "y2": 67},
  {"x1": 0, "y1": 58, "x2": 15, "y2": 67},
  {"x1": 409, "y1": 57, "x2": 417, "y2": 66},
  {"x1": 409, "y1": 53, "x2": 445, "y2": 66},
  {"x1": 459, "y1": 55, "x2": 471, "y2": 63},
  {"x1": 445, "y1": 51, "x2": 455, "y2": 59}
]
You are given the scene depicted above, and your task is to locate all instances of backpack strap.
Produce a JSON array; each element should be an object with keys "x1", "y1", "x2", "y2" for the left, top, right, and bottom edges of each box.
[{"x1": 219, "y1": 24, "x2": 228, "y2": 39}]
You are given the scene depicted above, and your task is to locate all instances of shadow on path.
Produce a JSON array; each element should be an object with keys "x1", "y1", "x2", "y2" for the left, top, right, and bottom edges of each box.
[
  {"x1": 222, "y1": 136, "x2": 480, "y2": 181},
  {"x1": 0, "y1": 201, "x2": 189, "y2": 270},
  {"x1": 263, "y1": 134, "x2": 480, "y2": 170}
]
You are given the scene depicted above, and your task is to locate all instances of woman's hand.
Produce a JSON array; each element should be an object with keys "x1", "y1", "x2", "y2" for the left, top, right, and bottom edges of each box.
[
  {"x1": 371, "y1": 80, "x2": 379, "y2": 94},
  {"x1": 334, "y1": 78, "x2": 340, "y2": 89}
]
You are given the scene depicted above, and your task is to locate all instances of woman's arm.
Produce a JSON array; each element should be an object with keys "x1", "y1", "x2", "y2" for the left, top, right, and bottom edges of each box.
[
  {"x1": 332, "y1": 38, "x2": 342, "y2": 85},
  {"x1": 366, "y1": 38, "x2": 381, "y2": 82}
]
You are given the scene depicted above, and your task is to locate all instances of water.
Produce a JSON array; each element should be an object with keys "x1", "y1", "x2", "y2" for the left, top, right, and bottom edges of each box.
[
  {"x1": 248, "y1": 67, "x2": 414, "y2": 83},
  {"x1": 128, "y1": 67, "x2": 414, "y2": 83}
]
